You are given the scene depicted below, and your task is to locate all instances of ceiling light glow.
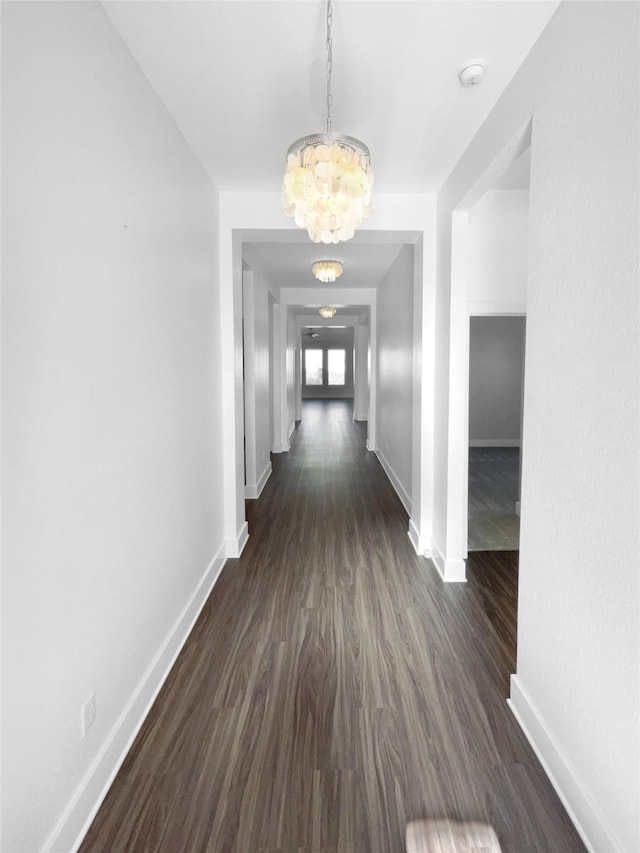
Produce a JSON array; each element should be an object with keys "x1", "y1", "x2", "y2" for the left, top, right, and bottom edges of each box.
[
  {"x1": 312, "y1": 260, "x2": 344, "y2": 282},
  {"x1": 319, "y1": 306, "x2": 337, "y2": 319}
]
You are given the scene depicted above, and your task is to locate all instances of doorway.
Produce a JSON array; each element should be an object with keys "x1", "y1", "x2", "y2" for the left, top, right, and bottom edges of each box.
[
  {"x1": 467, "y1": 315, "x2": 526, "y2": 551},
  {"x1": 445, "y1": 128, "x2": 531, "y2": 580}
]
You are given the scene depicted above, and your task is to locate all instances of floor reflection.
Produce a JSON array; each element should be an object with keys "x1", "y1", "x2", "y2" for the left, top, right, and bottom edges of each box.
[
  {"x1": 406, "y1": 818, "x2": 502, "y2": 852},
  {"x1": 468, "y1": 447, "x2": 520, "y2": 551}
]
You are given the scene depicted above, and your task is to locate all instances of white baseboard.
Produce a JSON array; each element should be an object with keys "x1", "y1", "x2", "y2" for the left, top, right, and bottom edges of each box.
[
  {"x1": 272, "y1": 442, "x2": 285, "y2": 453},
  {"x1": 227, "y1": 521, "x2": 249, "y2": 558},
  {"x1": 469, "y1": 439, "x2": 521, "y2": 447},
  {"x1": 375, "y1": 449, "x2": 411, "y2": 515},
  {"x1": 430, "y1": 540, "x2": 467, "y2": 583},
  {"x1": 288, "y1": 421, "x2": 295, "y2": 441},
  {"x1": 366, "y1": 438, "x2": 374, "y2": 452},
  {"x1": 47, "y1": 547, "x2": 228, "y2": 853},
  {"x1": 256, "y1": 461, "x2": 272, "y2": 497},
  {"x1": 508, "y1": 676, "x2": 623, "y2": 853},
  {"x1": 408, "y1": 518, "x2": 432, "y2": 556},
  {"x1": 244, "y1": 461, "x2": 272, "y2": 500}
]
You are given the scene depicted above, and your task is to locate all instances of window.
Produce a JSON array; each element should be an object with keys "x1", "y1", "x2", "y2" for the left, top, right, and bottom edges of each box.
[
  {"x1": 327, "y1": 349, "x2": 346, "y2": 385},
  {"x1": 304, "y1": 349, "x2": 323, "y2": 385},
  {"x1": 304, "y1": 347, "x2": 347, "y2": 387}
]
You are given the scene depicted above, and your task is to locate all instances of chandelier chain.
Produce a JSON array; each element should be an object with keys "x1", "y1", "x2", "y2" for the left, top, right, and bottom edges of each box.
[
  {"x1": 282, "y1": 0, "x2": 373, "y2": 244},
  {"x1": 326, "y1": 0, "x2": 333, "y2": 133}
]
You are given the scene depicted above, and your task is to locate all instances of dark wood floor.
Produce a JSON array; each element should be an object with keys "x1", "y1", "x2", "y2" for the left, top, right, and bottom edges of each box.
[
  {"x1": 468, "y1": 448, "x2": 520, "y2": 552},
  {"x1": 80, "y1": 400, "x2": 585, "y2": 853}
]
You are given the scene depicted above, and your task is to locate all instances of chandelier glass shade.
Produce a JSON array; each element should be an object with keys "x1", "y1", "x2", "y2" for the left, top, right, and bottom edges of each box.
[
  {"x1": 282, "y1": 0, "x2": 373, "y2": 244},
  {"x1": 319, "y1": 306, "x2": 337, "y2": 319},
  {"x1": 312, "y1": 259, "x2": 344, "y2": 283},
  {"x1": 283, "y1": 136, "x2": 373, "y2": 244}
]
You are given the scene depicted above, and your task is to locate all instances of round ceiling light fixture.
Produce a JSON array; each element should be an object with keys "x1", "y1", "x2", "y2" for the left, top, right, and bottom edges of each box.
[
  {"x1": 458, "y1": 60, "x2": 486, "y2": 87},
  {"x1": 319, "y1": 306, "x2": 337, "y2": 319},
  {"x1": 312, "y1": 260, "x2": 344, "y2": 283}
]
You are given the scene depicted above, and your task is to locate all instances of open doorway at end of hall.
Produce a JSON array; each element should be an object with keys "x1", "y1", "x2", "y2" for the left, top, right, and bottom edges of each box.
[
  {"x1": 468, "y1": 315, "x2": 525, "y2": 551},
  {"x1": 300, "y1": 326, "x2": 355, "y2": 405}
]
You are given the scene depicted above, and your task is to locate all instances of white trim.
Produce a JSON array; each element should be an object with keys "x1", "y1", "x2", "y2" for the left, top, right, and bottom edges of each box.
[
  {"x1": 365, "y1": 438, "x2": 374, "y2": 452},
  {"x1": 46, "y1": 548, "x2": 228, "y2": 853},
  {"x1": 508, "y1": 676, "x2": 623, "y2": 853},
  {"x1": 271, "y1": 442, "x2": 285, "y2": 454},
  {"x1": 242, "y1": 270, "x2": 258, "y2": 500},
  {"x1": 244, "y1": 461, "x2": 272, "y2": 500},
  {"x1": 288, "y1": 420, "x2": 295, "y2": 441},
  {"x1": 375, "y1": 449, "x2": 411, "y2": 515},
  {"x1": 227, "y1": 520, "x2": 249, "y2": 558},
  {"x1": 444, "y1": 126, "x2": 532, "y2": 585},
  {"x1": 430, "y1": 540, "x2": 467, "y2": 583},
  {"x1": 256, "y1": 461, "x2": 272, "y2": 497},
  {"x1": 408, "y1": 518, "x2": 431, "y2": 556},
  {"x1": 469, "y1": 438, "x2": 521, "y2": 447},
  {"x1": 468, "y1": 300, "x2": 527, "y2": 316},
  {"x1": 446, "y1": 210, "x2": 472, "y2": 570}
]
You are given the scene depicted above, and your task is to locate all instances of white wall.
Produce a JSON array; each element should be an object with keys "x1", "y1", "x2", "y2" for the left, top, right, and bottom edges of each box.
[
  {"x1": 253, "y1": 267, "x2": 274, "y2": 492},
  {"x1": 468, "y1": 190, "x2": 529, "y2": 308},
  {"x1": 242, "y1": 250, "x2": 274, "y2": 498},
  {"x1": 242, "y1": 268, "x2": 257, "y2": 490},
  {"x1": 269, "y1": 293, "x2": 277, "y2": 444},
  {"x1": 353, "y1": 322, "x2": 370, "y2": 421},
  {"x1": 285, "y1": 307, "x2": 297, "y2": 442},
  {"x1": 1, "y1": 4, "x2": 224, "y2": 851},
  {"x1": 434, "y1": 3, "x2": 639, "y2": 850},
  {"x1": 376, "y1": 245, "x2": 414, "y2": 513},
  {"x1": 270, "y1": 301, "x2": 284, "y2": 452},
  {"x1": 468, "y1": 317, "x2": 525, "y2": 444},
  {"x1": 271, "y1": 302, "x2": 295, "y2": 454}
]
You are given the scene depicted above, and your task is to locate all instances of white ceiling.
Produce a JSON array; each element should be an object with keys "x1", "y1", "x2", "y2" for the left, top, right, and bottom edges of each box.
[
  {"x1": 246, "y1": 232, "x2": 409, "y2": 289},
  {"x1": 301, "y1": 325, "x2": 356, "y2": 345},
  {"x1": 103, "y1": 0, "x2": 552, "y2": 302}
]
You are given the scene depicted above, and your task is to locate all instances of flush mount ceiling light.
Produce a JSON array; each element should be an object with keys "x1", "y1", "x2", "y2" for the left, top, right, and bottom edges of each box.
[
  {"x1": 312, "y1": 260, "x2": 344, "y2": 283},
  {"x1": 282, "y1": 0, "x2": 373, "y2": 244},
  {"x1": 319, "y1": 306, "x2": 337, "y2": 319}
]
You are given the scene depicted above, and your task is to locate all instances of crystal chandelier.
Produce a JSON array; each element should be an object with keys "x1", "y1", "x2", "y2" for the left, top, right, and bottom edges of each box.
[
  {"x1": 319, "y1": 306, "x2": 337, "y2": 319},
  {"x1": 282, "y1": 0, "x2": 373, "y2": 244},
  {"x1": 312, "y1": 260, "x2": 343, "y2": 282}
]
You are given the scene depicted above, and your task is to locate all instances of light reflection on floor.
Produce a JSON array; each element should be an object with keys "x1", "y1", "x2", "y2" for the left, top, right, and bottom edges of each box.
[
  {"x1": 468, "y1": 447, "x2": 520, "y2": 551},
  {"x1": 406, "y1": 818, "x2": 502, "y2": 852}
]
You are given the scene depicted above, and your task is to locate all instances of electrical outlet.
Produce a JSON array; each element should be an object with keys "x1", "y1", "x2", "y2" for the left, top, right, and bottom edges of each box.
[{"x1": 81, "y1": 691, "x2": 96, "y2": 738}]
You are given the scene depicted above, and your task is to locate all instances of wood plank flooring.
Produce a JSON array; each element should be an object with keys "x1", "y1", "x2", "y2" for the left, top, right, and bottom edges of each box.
[
  {"x1": 468, "y1": 448, "x2": 520, "y2": 552},
  {"x1": 80, "y1": 400, "x2": 585, "y2": 853}
]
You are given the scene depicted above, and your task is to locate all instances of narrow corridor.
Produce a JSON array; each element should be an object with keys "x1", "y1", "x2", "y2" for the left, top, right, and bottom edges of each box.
[{"x1": 81, "y1": 401, "x2": 584, "y2": 853}]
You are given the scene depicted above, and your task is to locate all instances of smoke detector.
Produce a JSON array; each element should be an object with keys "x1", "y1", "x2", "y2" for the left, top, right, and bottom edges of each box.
[{"x1": 458, "y1": 61, "x2": 486, "y2": 87}]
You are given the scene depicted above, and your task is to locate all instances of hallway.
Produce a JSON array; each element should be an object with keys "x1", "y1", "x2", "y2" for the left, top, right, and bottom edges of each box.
[{"x1": 80, "y1": 401, "x2": 584, "y2": 853}]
